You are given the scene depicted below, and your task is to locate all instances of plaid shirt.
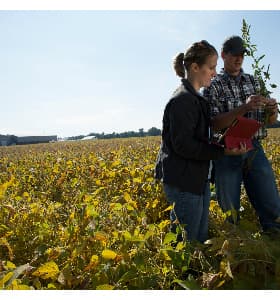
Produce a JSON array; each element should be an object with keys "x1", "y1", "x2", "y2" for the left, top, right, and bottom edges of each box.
[{"x1": 203, "y1": 68, "x2": 267, "y2": 139}]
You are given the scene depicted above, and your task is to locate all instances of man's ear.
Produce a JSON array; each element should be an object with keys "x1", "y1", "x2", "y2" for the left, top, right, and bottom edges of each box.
[{"x1": 221, "y1": 51, "x2": 226, "y2": 60}]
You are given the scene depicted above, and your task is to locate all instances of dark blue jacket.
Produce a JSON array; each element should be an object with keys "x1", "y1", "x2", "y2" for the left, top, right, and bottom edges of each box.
[{"x1": 155, "y1": 79, "x2": 224, "y2": 195}]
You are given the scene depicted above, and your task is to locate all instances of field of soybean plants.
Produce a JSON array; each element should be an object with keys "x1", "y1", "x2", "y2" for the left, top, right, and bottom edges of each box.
[{"x1": 1, "y1": 129, "x2": 280, "y2": 290}]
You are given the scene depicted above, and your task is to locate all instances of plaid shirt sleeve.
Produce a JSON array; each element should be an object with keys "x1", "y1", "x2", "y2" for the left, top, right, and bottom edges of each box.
[{"x1": 202, "y1": 80, "x2": 224, "y2": 117}]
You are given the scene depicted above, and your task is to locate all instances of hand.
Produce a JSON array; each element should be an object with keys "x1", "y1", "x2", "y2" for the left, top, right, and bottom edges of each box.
[
  {"x1": 224, "y1": 142, "x2": 249, "y2": 156},
  {"x1": 265, "y1": 98, "x2": 278, "y2": 116},
  {"x1": 245, "y1": 95, "x2": 268, "y2": 111}
]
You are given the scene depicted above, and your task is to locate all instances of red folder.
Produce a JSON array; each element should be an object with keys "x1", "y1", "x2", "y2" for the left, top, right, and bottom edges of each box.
[{"x1": 224, "y1": 116, "x2": 262, "y2": 150}]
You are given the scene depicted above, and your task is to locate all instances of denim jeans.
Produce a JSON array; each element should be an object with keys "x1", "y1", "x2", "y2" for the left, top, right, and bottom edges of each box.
[
  {"x1": 214, "y1": 138, "x2": 280, "y2": 230},
  {"x1": 163, "y1": 182, "x2": 210, "y2": 242}
]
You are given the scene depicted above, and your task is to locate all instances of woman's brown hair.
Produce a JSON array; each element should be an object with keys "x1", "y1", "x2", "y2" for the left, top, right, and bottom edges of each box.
[{"x1": 173, "y1": 40, "x2": 217, "y2": 78}]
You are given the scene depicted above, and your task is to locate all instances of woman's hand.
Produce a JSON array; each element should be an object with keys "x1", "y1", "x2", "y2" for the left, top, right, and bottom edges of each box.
[{"x1": 224, "y1": 142, "x2": 249, "y2": 156}]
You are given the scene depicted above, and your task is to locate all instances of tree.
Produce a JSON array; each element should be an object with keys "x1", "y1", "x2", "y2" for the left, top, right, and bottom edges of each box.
[
  {"x1": 147, "y1": 127, "x2": 161, "y2": 136},
  {"x1": 138, "y1": 128, "x2": 145, "y2": 137}
]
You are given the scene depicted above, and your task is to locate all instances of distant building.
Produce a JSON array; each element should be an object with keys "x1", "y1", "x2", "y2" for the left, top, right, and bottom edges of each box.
[
  {"x1": 0, "y1": 134, "x2": 58, "y2": 146},
  {"x1": 16, "y1": 135, "x2": 58, "y2": 145},
  {"x1": 81, "y1": 136, "x2": 97, "y2": 141},
  {"x1": 0, "y1": 135, "x2": 17, "y2": 146}
]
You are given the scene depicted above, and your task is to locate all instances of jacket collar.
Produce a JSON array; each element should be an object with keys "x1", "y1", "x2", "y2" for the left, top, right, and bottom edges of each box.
[
  {"x1": 181, "y1": 78, "x2": 202, "y2": 98},
  {"x1": 181, "y1": 79, "x2": 209, "y2": 119}
]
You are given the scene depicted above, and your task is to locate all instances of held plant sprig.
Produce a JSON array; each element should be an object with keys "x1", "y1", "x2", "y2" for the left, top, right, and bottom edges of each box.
[{"x1": 241, "y1": 19, "x2": 280, "y2": 124}]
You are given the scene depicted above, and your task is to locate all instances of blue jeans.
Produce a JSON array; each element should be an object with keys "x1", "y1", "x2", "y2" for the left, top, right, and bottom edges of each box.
[
  {"x1": 163, "y1": 182, "x2": 210, "y2": 242},
  {"x1": 214, "y1": 139, "x2": 280, "y2": 230}
]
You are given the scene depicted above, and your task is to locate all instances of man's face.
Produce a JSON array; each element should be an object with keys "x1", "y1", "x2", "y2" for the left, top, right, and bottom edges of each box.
[{"x1": 222, "y1": 52, "x2": 244, "y2": 76}]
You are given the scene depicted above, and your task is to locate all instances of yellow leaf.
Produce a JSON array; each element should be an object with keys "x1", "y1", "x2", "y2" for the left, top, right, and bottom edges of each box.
[
  {"x1": 129, "y1": 248, "x2": 137, "y2": 258},
  {"x1": 111, "y1": 160, "x2": 121, "y2": 167},
  {"x1": 84, "y1": 254, "x2": 99, "y2": 271},
  {"x1": 209, "y1": 200, "x2": 218, "y2": 211},
  {"x1": 0, "y1": 237, "x2": 14, "y2": 260},
  {"x1": 126, "y1": 204, "x2": 135, "y2": 211},
  {"x1": 176, "y1": 242, "x2": 185, "y2": 251},
  {"x1": 94, "y1": 232, "x2": 107, "y2": 245},
  {"x1": 90, "y1": 255, "x2": 99, "y2": 265},
  {"x1": 2, "y1": 263, "x2": 31, "y2": 289},
  {"x1": 160, "y1": 250, "x2": 172, "y2": 261},
  {"x1": 71, "y1": 249, "x2": 77, "y2": 258},
  {"x1": 143, "y1": 164, "x2": 154, "y2": 171},
  {"x1": 123, "y1": 192, "x2": 132, "y2": 202},
  {"x1": 4, "y1": 261, "x2": 16, "y2": 270},
  {"x1": 112, "y1": 231, "x2": 119, "y2": 239},
  {"x1": 86, "y1": 205, "x2": 99, "y2": 218},
  {"x1": 0, "y1": 272, "x2": 13, "y2": 287},
  {"x1": 163, "y1": 205, "x2": 174, "y2": 212},
  {"x1": 98, "y1": 161, "x2": 106, "y2": 168},
  {"x1": 102, "y1": 249, "x2": 117, "y2": 260},
  {"x1": 108, "y1": 171, "x2": 115, "y2": 178},
  {"x1": 110, "y1": 202, "x2": 123, "y2": 211},
  {"x1": 0, "y1": 177, "x2": 14, "y2": 198},
  {"x1": 32, "y1": 261, "x2": 59, "y2": 280},
  {"x1": 96, "y1": 284, "x2": 114, "y2": 290},
  {"x1": 216, "y1": 279, "x2": 226, "y2": 288},
  {"x1": 83, "y1": 194, "x2": 93, "y2": 203},
  {"x1": 66, "y1": 160, "x2": 73, "y2": 166},
  {"x1": 123, "y1": 231, "x2": 132, "y2": 240},
  {"x1": 133, "y1": 177, "x2": 142, "y2": 183},
  {"x1": 47, "y1": 283, "x2": 57, "y2": 289},
  {"x1": 158, "y1": 220, "x2": 171, "y2": 231},
  {"x1": 220, "y1": 260, "x2": 233, "y2": 279},
  {"x1": 123, "y1": 192, "x2": 137, "y2": 209},
  {"x1": 22, "y1": 192, "x2": 29, "y2": 198},
  {"x1": 152, "y1": 199, "x2": 159, "y2": 208},
  {"x1": 12, "y1": 283, "x2": 33, "y2": 290}
]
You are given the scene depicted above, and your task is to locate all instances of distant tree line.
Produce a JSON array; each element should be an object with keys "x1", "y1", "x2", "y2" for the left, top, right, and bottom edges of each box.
[
  {"x1": 66, "y1": 121, "x2": 280, "y2": 140},
  {"x1": 66, "y1": 127, "x2": 161, "y2": 140}
]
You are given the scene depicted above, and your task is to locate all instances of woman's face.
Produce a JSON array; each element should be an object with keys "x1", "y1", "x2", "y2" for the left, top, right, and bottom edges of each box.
[{"x1": 196, "y1": 54, "x2": 218, "y2": 88}]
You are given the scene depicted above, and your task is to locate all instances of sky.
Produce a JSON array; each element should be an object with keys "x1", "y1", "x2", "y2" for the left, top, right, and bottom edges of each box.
[{"x1": 1, "y1": 3, "x2": 280, "y2": 138}]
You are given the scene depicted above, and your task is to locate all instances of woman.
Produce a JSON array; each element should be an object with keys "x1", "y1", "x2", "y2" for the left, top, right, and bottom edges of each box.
[{"x1": 155, "y1": 40, "x2": 247, "y2": 242}]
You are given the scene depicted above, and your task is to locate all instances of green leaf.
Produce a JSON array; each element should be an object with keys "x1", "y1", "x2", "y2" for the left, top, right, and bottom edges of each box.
[
  {"x1": 118, "y1": 270, "x2": 138, "y2": 283},
  {"x1": 133, "y1": 253, "x2": 145, "y2": 267},
  {"x1": 163, "y1": 232, "x2": 177, "y2": 245},
  {"x1": 173, "y1": 278, "x2": 200, "y2": 290},
  {"x1": 123, "y1": 231, "x2": 132, "y2": 241}
]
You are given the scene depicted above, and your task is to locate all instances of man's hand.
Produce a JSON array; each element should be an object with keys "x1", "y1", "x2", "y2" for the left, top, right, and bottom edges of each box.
[
  {"x1": 245, "y1": 95, "x2": 267, "y2": 111},
  {"x1": 265, "y1": 98, "x2": 278, "y2": 116},
  {"x1": 265, "y1": 98, "x2": 279, "y2": 124}
]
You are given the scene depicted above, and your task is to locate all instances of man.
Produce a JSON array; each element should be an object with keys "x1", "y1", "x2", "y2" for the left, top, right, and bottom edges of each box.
[{"x1": 203, "y1": 35, "x2": 280, "y2": 231}]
